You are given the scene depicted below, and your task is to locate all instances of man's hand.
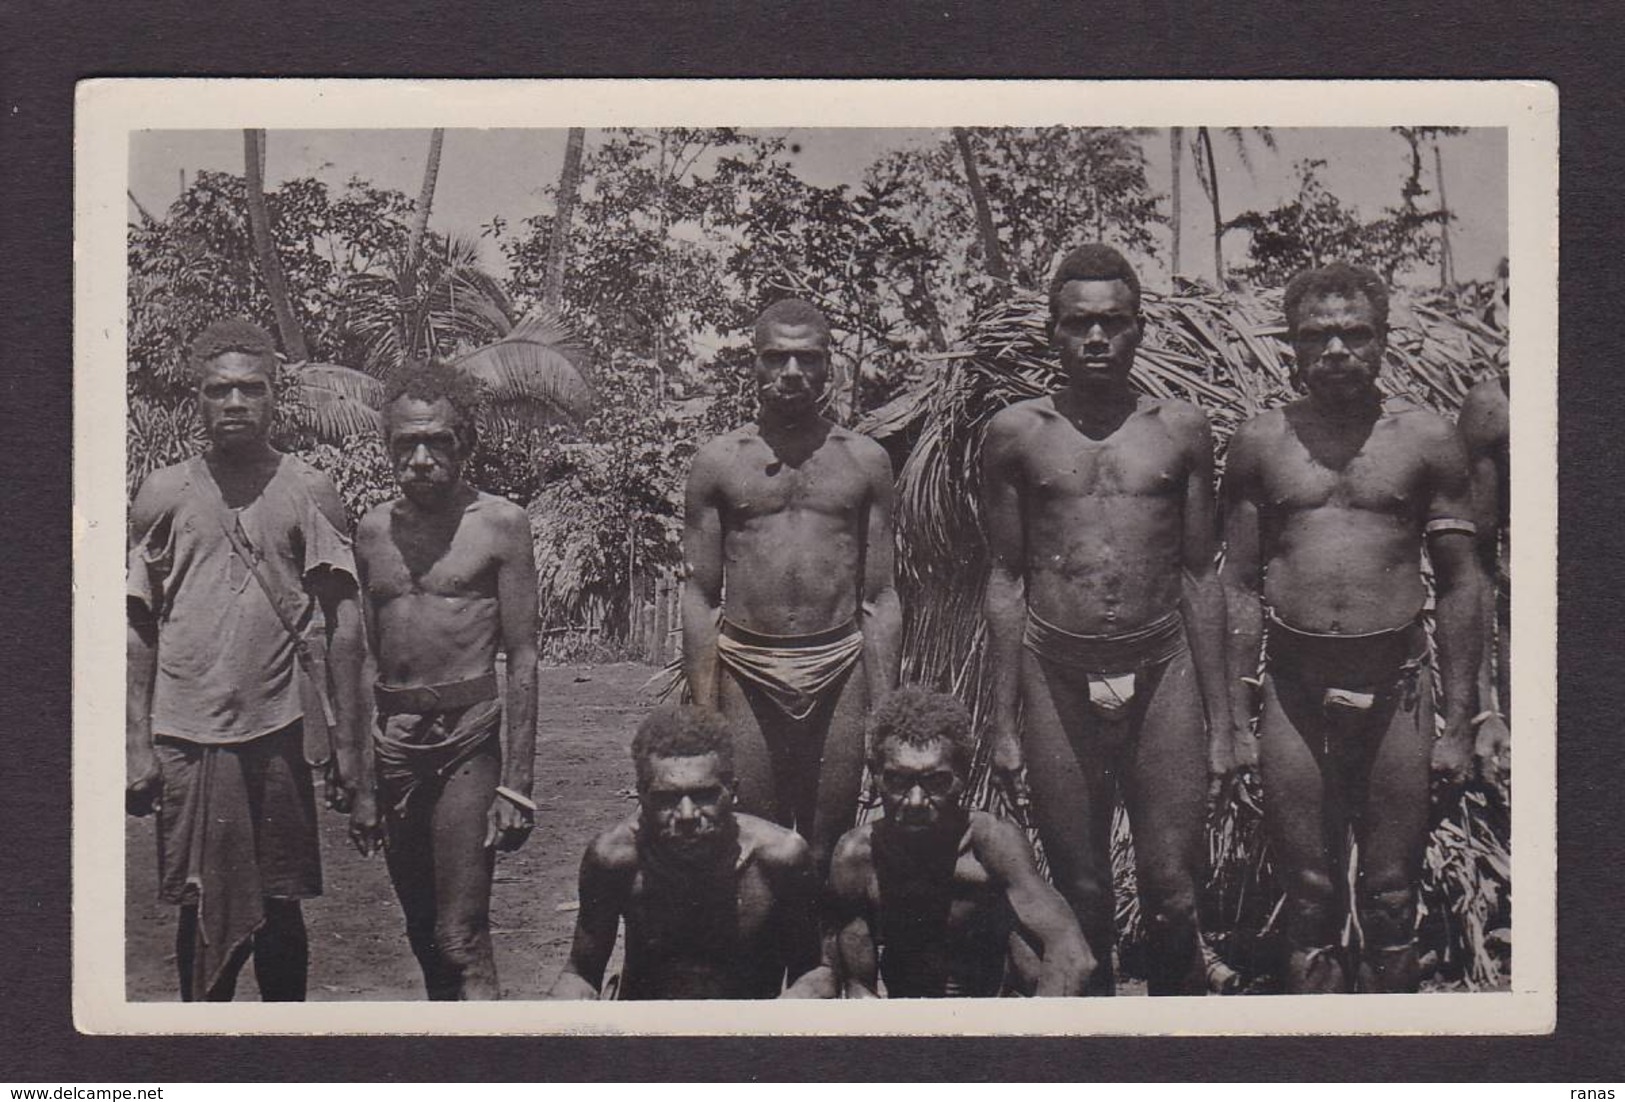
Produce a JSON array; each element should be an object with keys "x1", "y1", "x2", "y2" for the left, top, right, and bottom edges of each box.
[
  {"x1": 1474, "y1": 714, "x2": 1511, "y2": 789},
  {"x1": 126, "y1": 750, "x2": 162, "y2": 818},
  {"x1": 546, "y1": 971, "x2": 600, "y2": 1000},
  {"x1": 348, "y1": 788, "x2": 383, "y2": 856},
  {"x1": 1431, "y1": 721, "x2": 1475, "y2": 791},
  {"x1": 322, "y1": 760, "x2": 353, "y2": 814},
  {"x1": 486, "y1": 795, "x2": 535, "y2": 852},
  {"x1": 781, "y1": 965, "x2": 837, "y2": 999},
  {"x1": 1206, "y1": 731, "x2": 1238, "y2": 814}
]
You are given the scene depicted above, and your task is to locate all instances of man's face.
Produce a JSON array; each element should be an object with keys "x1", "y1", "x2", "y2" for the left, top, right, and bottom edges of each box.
[
  {"x1": 197, "y1": 352, "x2": 275, "y2": 452},
  {"x1": 639, "y1": 752, "x2": 734, "y2": 858},
  {"x1": 386, "y1": 396, "x2": 466, "y2": 507},
  {"x1": 754, "y1": 322, "x2": 830, "y2": 420},
  {"x1": 876, "y1": 738, "x2": 964, "y2": 834},
  {"x1": 1292, "y1": 291, "x2": 1386, "y2": 405},
  {"x1": 1051, "y1": 279, "x2": 1142, "y2": 391}
]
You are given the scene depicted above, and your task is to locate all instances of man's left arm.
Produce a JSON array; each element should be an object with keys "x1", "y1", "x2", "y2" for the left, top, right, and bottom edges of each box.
[
  {"x1": 1176, "y1": 408, "x2": 1233, "y2": 808},
  {"x1": 981, "y1": 817, "x2": 1093, "y2": 996},
  {"x1": 306, "y1": 478, "x2": 370, "y2": 835},
  {"x1": 1425, "y1": 422, "x2": 1485, "y2": 787},
  {"x1": 491, "y1": 503, "x2": 540, "y2": 852},
  {"x1": 858, "y1": 442, "x2": 902, "y2": 705}
]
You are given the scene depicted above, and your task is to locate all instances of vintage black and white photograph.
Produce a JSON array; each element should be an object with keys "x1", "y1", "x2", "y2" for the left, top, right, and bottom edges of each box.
[{"x1": 73, "y1": 79, "x2": 1556, "y2": 1034}]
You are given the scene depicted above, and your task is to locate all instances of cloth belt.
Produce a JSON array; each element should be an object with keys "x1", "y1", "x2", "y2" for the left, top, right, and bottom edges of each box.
[
  {"x1": 1265, "y1": 612, "x2": 1426, "y2": 693},
  {"x1": 1023, "y1": 607, "x2": 1186, "y2": 720},
  {"x1": 374, "y1": 672, "x2": 499, "y2": 716},
  {"x1": 715, "y1": 617, "x2": 864, "y2": 721}
]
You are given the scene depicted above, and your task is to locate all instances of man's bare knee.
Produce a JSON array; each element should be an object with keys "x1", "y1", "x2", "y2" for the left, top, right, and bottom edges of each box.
[
  {"x1": 1142, "y1": 884, "x2": 1198, "y2": 935},
  {"x1": 433, "y1": 917, "x2": 492, "y2": 968},
  {"x1": 1357, "y1": 886, "x2": 1417, "y2": 948},
  {"x1": 1282, "y1": 869, "x2": 1338, "y2": 945}
]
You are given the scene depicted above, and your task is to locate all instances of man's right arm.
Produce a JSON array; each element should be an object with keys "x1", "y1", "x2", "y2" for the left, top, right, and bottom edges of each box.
[
  {"x1": 980, "y1": 816, "x2": 1093, "y2": 996},
  {"x1": 1458, "y1": 382, "x2": 1510, "y2": 776},
  {"x1": 1218, "y1": 421, "x2": 1267, "y2": 771},
  {"x1": 548, "y1": 834, "x2": 632, "y2": 999},
  {"x1": 125, "y1": 472, "x2": 171, "y2": 816},
  {"x1": 827, "y1": 834, "x2": 880, "y2": 998},
  {"x1": 981, "y1": 411, "x2": 1028, "y2": 787},
  {"x1": 681, "y1": 444, "x2": 726, "y2": 710}
]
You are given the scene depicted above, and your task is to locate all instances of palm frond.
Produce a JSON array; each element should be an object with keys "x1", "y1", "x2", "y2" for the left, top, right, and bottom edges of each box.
[
  {"x1": 281, "y1": 361, "x2": 386, "y2": 443},
  {"x1": 452, "y1": 308, "x2": 595, "y2": 428}
]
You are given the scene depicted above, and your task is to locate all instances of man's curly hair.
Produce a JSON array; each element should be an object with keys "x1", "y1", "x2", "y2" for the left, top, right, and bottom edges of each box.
[
  {"x1": 188, "y1": 318, "x2": 278, "y2": 380},
  {"x1": 1282, "y1": 260, "x2": 1390, "y2": 336},
  {"x1": 866, "y1": 686, "x2": 974, "y2": 776},
  {"x1": 382, "y1": 359, "x2": 485, "y2": 454},
  {"x1": 1048, "y1": 242, "x2": 1142, "y2": 316},
  {"x1": 631, "y1": 704, "x2": 736, "y2": 790}
]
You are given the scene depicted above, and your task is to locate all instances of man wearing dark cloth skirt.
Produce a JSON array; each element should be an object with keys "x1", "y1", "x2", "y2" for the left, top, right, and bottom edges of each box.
[
  {"x1": 126, "y1": 319, "x2": 368, "y2": 1001},
  {"x1": 1221, "y1": 261, "x2": 1484, "y2": 993},
  {"x1": 353, "y1": 360, "x2": 540, "y2": 1000},
  {"x1": 981, "y1": 245, "x2": 1235, "y2": 996},
  {"x1": 681, "y1": 299, "x2": 902, "y2": 875}
]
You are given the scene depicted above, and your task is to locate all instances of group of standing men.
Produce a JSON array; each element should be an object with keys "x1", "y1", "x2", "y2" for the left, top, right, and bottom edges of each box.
[{"x1": 127, "y1": 243, "x2": 1509, "y2": 1002}]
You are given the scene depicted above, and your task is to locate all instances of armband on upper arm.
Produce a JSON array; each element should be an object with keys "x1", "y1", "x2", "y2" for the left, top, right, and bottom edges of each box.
[{"x1": 1425, "y1": 518, "x2": 1478, "y2": 539}]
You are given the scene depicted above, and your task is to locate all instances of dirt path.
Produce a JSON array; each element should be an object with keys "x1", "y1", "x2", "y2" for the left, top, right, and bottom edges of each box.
[{"x1": 125, "y1": 662, "x2": 658, "y2": 1001}]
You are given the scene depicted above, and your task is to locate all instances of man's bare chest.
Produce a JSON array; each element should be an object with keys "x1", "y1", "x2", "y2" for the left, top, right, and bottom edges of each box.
[
  {"x1": 629, "y1": 863, "x2": 775, "y2": 944},
  {"x1": 1023, "y1": 422, "x2": 1185, "y2": 502},
  {"x1": 364, "y1": 522, "x2": 499, "y2": 601},
  {"x1": 721, "y1": 454, "x2": 866, "y2": 523},
  {"x1": 1261, "y1": 432, "x2": 1428, "y2": 516}
]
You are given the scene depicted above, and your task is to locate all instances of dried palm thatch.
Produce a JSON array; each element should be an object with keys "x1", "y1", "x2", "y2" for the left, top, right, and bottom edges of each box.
[{"x1": 873, "y1": 284, "x2": 1511, "y2": 989}]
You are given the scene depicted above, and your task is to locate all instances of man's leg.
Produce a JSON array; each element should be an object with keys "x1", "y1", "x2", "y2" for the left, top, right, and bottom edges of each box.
[
  {"x1": 1353, "y1": 672, "x2": 1432, "y2": 993},
  {"x1": 1261, "y1": 672, "x2": 1351, "y2": 993},
  {"x1": 428, "y1": 738, "x2": 503, "y2": 1000},
  {"x1": 1021, "y1": 655, "x2": 1117, "y2": 995},
  {"x1": 717, "y1": 670, "x2": 782, "y2": 827},
  {"x1": 1123, "y1": 651, "x2": 1208, "y2": 996},
  {"x1": 803, "y1": 658, "x2": 867, "y2": 877},
  {"x1": 383, "y1": 787, "x2": 460, "y2": 999},
  {"x1": 253, "y1": 898, "x2": 309, "y2": 1001}
]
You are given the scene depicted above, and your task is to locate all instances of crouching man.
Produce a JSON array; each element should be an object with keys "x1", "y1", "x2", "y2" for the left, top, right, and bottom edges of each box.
[
  {"x1": 827, "y1": 687, "x2": 1093, "y2": 997},
  {"x1": 547, "y1": 705, "x2": 829, "y2": 999}
]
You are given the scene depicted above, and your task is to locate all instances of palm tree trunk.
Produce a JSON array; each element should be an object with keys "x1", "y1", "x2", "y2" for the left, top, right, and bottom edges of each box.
[
  {"x1": 952, "y1": 128, "x2": 1009, "y2": 289},
  {"x1": 1434, "y1": 140, "x2": 1455, "y2": 288},
  {"x1": 1198, "y1": 127, "x2": 1224, "y2": 285},
  {"x1": 242, "y1": 129, "x2": 309, "y2": 363},
  {"x1": 406, "y1": 129, "x2": 444, "y2": 272},
  {"x1": 542, "y1": 128, "x2": 586, "y2": 315},
  {"x1": 396, "y1": 129, "x2": 445, "y2": 357},
  {"x1": 1169, "y1": 127, "x2": 1183, "y2": 278}
]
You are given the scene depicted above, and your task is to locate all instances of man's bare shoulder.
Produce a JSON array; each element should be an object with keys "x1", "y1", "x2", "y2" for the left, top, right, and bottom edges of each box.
[
  {"x1": 830, "y1": 821, "x2": 876, "y2": 869},
  {"x1": 469, "y1": 490, "x2": 531, "y2": 534},
  {"x1": 1145, "y1": 395, "x2": 1211, "y2": 431},
  {"x1": 985, "y1": 396, "x2": 1061, "y2": 452},
  {"x1": 826, "y1": 423, "x2": 889, "y2": 462},
  {"x1": 1230, "y1": 406, "x2": 1290, "y2": 451},
  {"x1": 584, "y1": 818, "x2": 642, "y2": 874},
  {"x1": 966, "y1": 809, "x2": 1034, "y2": 865},
  {"x1": 355, "y1": 499, "x2": 395, "y2": 542},
  {"x1": 690, "y1": 426, "x2": 764, "y2": 479},
  {"x1": 738, "y1": 812, "x2": 813, "y2": 873},
  {"x1": 1382, "y1": 399, "x2": 1458, "y2": 446},
  {"x1": 1459, "y1": 377, "x2": 1510, "y2": 443}
]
